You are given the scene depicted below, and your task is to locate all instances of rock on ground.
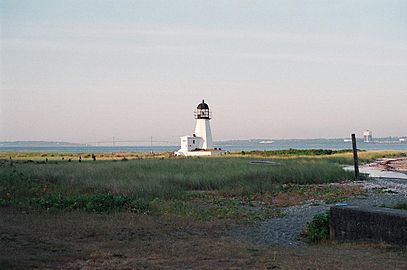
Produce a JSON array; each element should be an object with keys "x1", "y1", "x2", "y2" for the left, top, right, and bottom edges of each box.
[{"x1": 231, "y1": 176, "x2": 407, "y2": 247}]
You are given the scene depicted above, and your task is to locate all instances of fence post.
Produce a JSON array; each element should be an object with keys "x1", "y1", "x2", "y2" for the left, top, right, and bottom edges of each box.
[{"x1": 351, "y1": 133, "x2": 359, "y2": 180}]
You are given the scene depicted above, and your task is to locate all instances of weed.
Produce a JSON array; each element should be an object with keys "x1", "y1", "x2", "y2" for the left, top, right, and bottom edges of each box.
[
  {"x1": 381, "y1": 202, "x2": 407, "y2": 211},
  {"x1": 304, "y1": 212, "x2": 330, "y2": 243},
  {"x1": 392, "y1": 203, "x2": 407, "y2": 210},
  {"x1": 30, "y1": 193, "x2": 149, "y2": 213},
  {"x1": 149, "y1": 194, "x2": 282, "y2": 223}
]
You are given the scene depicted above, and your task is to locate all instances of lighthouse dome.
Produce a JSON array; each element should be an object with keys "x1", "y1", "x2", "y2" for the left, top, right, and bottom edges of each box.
[
  {"x1": 197, "y1": 100, "x2": 209, "y2": 109},
  {"x1": 195, "y1": 99, "x2": 211, "y2": 119}
]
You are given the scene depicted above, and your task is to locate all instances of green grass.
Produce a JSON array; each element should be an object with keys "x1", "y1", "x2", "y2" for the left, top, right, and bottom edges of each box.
[
  {"x1": 30, "y1": 193, "x2": 149, "y2": 213},
  {"x1": 1, "y1": 158, "x2": 353, "y2": 196},
  {"x1": 392, "y1": 203, "x2": 407, "y2": 210},
  {"x1": 303, "y1": 212, "x2": 330, "y2": 243},
  {"x1": 381, "y1": 202, "x2": 407, "y2": 211},
  {"x1": 149, "y1": 194, "x2": 283, "y2": 222},
  {"x1": 9, "y1": 149, "x2": 405, "y2": 222},
  {"x1": 0, "y1": 157, "x2": 355, "y2": 219}
]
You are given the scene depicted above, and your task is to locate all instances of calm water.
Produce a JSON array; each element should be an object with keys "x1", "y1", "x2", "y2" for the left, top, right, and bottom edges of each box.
[
  {"x1": 2, "y1": 139, "x2": 407, "y2": 153},
  {"x1": 344, "y1": 166, "x2": 407, "y2": 180}
]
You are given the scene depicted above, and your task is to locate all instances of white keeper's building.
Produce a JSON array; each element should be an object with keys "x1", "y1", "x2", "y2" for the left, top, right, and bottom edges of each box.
[{"x1": 175, "y1": 100, "x2": 224, "y2": 156}]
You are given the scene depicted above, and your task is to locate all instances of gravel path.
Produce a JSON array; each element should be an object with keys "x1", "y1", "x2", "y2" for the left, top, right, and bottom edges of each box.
[{"x1": 231, "y1": 176, "x2": 407, "y2": 247}]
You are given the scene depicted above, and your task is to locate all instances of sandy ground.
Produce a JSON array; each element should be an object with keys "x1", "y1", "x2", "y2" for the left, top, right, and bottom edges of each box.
[{"x1": 369, "y1": 157, "x2": 407, "y2": 173}]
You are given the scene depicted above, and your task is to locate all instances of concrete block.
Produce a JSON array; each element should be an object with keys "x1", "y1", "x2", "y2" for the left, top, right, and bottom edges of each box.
[{"x1": 330, "y1": 206, "x2": 407, "y2": 245}]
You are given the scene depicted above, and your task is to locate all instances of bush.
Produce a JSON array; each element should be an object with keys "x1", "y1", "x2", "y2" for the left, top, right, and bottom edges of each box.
[
  {"x1": 388, "y1": 202, "x2": 407, "y2": 211},
  {"x1": 304, "y1": 212, "x2": 330, "y2": 243},
  {"x1": 31, "y1": 193, "x2": 149, "y2": 213}
]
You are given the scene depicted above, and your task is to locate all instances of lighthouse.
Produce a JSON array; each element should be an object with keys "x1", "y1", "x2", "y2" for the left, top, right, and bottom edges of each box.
[
  {"x1": 194, "y1": 100, "x2": 213, "y2": 149},
  {"x1": 175, "y1": 100, "x2": 224, "y2": 156}
]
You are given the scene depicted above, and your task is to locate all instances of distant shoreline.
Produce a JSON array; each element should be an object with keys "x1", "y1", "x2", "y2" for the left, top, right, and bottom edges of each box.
[
  {"x1": 1, "y1": 144, "x2": 407, "y2": 154},
  {"x1": 2, "y1": 137, "x2": 406, "y2": 148}
]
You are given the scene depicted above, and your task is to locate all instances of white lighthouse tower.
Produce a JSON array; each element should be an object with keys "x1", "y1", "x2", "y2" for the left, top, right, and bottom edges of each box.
[
  {"x1": 175, "y1": 100, "x2": 224, "y2": 156},
  {"x1": 194, "y1": 100, "x2": 213, "y2": 149}
]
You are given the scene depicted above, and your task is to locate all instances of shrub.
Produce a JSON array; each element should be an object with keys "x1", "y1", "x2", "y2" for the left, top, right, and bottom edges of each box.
[
  {"x1": 304, "y1": 212, "x2": 330, "y2": 243},
  {"x1": 393, "y1": 203, "x2": 407, "y2": 210},
  {"x1": 30, "y1": 193, "x2": 149, "y2": 213}
]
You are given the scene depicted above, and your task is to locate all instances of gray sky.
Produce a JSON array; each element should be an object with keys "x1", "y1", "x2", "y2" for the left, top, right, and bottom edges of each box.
[{"x1": 1, "y1": 0, "x2": 406, "y2": 143}]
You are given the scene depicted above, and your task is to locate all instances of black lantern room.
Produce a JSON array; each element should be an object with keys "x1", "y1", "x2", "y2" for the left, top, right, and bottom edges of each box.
[{"x1": 194, "y1": 99, "x2": 211, "y2": 119}]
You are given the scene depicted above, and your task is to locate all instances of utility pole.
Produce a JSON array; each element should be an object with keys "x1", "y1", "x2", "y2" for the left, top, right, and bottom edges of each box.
[
  {"x1": 351, "y1": 133, "x2": 360, "y2": 180},
  {"x1": 112, "y1": 136, "x2": 115, "y2": 146},
  {"x1": 150, "y1": 136, "x2": 153, "y2": 154}
]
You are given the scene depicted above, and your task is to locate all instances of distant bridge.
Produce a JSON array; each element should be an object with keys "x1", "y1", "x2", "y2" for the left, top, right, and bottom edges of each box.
[{"x1": 85, "y1": 137, "x2": 177, "y2": 146}]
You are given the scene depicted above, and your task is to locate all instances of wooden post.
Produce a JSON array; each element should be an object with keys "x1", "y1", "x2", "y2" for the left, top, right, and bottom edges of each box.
[
  {"x1": 351, "y1": 133, "x2": 359, "y2": 180},
  {"x1": 150, "y1": 136, "x2": 153, "y2": 155}
]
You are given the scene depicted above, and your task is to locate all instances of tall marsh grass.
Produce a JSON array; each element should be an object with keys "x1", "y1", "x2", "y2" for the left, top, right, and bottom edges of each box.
[
  {"x1": 2, "y1": 150, "x2": 404, "y2": 213},
  {"x1": 1, "y1": 158, "x2": 353, "y2": 201}
]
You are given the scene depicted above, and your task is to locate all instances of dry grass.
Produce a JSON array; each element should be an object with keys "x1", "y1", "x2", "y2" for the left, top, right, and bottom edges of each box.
[
  {"x1": 1, "y1": 207, "x2": 406, "y2": 270},
  {"x1": 270, "y1": 185, "x2": 365, "y2": 207},
  {"x1": 216, "y1": 184, "x2": 366, "y2": 208},
  {"x1": 0, "y1": 151, "x2": 171, "y2": 161},
  {"x1": 223, "y1": 150, "x2": 407, "y2": 167},
  {"x1": 3, "y1": 150, "x2": 406, "y2": 164},
  {"x1": 328, "y1": 150, "x2": 407, "y2": 164}
]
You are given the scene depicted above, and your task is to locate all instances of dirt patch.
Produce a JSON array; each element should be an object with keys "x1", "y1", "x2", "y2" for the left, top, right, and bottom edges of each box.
[
  {"x1": 1, "y1": 207, "x2": 406, "y2": 269},
  {"x1": 370, "y1": 158, "x2": 407, "y2": 173},
  {"x1": 250, "y1": 184, "x2": 365, "y2": 207}
]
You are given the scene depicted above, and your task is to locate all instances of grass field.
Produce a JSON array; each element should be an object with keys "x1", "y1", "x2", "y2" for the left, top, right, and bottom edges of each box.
[
  {"x1": 2, "y1": 150, "x2": 407, "y2": 269},
  {"x1": 2, "y1": 148, "x2": 405, "y2": 163},
  {"x1": 1, "y1": 156, "x2": 361, "y2": 222},
  {"x1": 2, "y1": 149, "x2": 406, "y2": 218}
]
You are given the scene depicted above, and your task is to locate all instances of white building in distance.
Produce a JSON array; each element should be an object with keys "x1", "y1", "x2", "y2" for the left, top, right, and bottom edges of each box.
[
  {"x1": 175, "y1": 100, "x2": 224, "y2": 156},
  {"x1": 363, "y1": 130, "x2": 373, "y2": 143}
]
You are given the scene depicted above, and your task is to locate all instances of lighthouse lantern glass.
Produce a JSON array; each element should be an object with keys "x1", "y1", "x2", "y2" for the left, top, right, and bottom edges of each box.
[
  {"x1": 195, "y1": 100, "x2": 212, "y2": 119},
  {"x1": 195, "y1": 108, "x2": 211, "y2": 119}
]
